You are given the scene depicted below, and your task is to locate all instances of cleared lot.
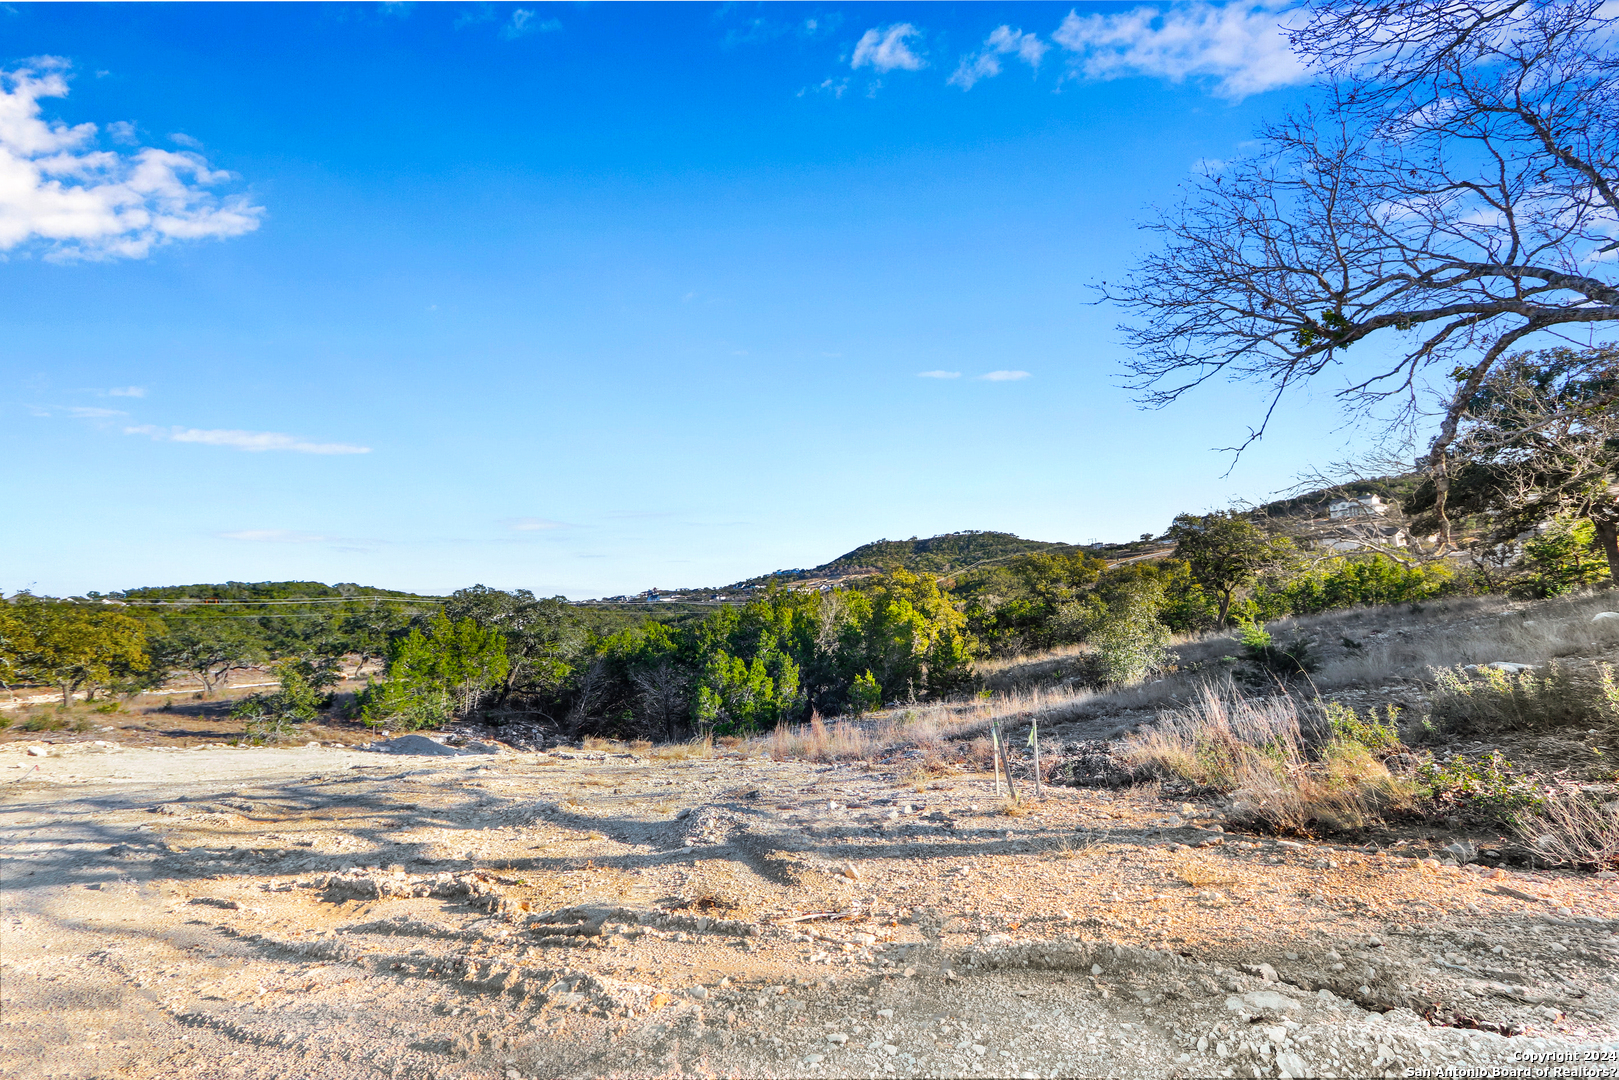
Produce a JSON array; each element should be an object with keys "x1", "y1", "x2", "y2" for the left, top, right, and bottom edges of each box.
[{"x1": 1, "y1": 738, "x2": 1615, "y2": 1079}]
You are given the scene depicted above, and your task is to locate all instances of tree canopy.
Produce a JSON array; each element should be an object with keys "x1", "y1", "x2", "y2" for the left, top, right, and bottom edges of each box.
[{"x1": 1109, "y1": 0, "x2": 1618, "y2": 544}]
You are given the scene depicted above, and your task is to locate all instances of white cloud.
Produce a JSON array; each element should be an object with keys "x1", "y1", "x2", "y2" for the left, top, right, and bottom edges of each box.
[
  {"x1": 978, "y1": 370, "x2": 1032, "y2": 381},
  {"x1": 852, "y1": 24, "x2": 926, "y2": 73},
  {"x1": 501, "y1": 9, "x2": 561, "y2": 39},
  {"x1": 167, "y1": 131, "x2": 203, "y2": 149},
  {"x1": 508, "y1": 517, "x2": 567, "y2": 532},
  {"x1": 105, "y1": 120, "x2": 136, "y2": 144},
  {"x1": 1051, "y1": 2, "x2": 1308, "y2": 99},
  {"x1": 0, "y1": 59, "x2": 263, "y2": 261},
  {"x1": 106, "y1": 385, "x2": 145, "y2": 397},
  {"x1": 124, "y1": 425, "x2": 371, "y2": 455},
  {"x1": 950, "y1": 25, "x2": 1049, "y2": 89},
  {"x1": 917, "y1": 370, "x2": 962, "y2": 379}
]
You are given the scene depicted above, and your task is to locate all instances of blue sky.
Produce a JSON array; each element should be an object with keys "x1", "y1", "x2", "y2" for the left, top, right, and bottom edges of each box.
[{"x1": 2, "y1": 1, "x2": 1368, "y2": 598}]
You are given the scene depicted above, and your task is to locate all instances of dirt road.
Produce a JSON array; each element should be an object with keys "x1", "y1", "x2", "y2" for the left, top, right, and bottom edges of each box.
[{"x1": 2, "y1": 737, "x2": 1615, "y2": 1079}]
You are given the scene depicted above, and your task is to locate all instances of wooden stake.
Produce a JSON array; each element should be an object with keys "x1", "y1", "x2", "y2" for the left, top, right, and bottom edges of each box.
[
  {"x1": 1001, "y1": 722, "x2": 1020, "y2": 804},
  {"x1": 991, "y1": 722, "x2": 1003, "y2": 798},
  {"x1": 1030, "y1": 718, "x2": 1042, "y2": 799}
]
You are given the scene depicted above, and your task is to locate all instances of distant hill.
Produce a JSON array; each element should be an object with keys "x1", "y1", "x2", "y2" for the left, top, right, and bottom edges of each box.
[
  {"x1": 818, "y1": 531, "x2": 1085, "y2": 575},
  {"x1": 717, "y1": 531, "x2": 1094, "y2": 591},
  {"x1": 112, "y1": 581, "x2": 438, "y2": 602}
]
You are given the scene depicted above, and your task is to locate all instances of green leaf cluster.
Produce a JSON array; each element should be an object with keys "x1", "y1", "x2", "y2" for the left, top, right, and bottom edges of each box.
[{"x1": 363, "y1": 614, "x2": 510, "y2": 730}]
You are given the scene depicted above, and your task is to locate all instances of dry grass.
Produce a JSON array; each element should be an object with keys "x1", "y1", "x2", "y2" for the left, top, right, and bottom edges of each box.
[
  {"x1": 1170, "y1": 851, "x2": 1236, "y2": 887},
  {"x1": 1513, "y1": 792, "x2": 1619, "y2": 869},
  {"x1": 1306, "y1": 590, "x2": 1619, "y2": 688},
  {"x1": 1427, "y1": 661, "x2": 1619, "y2": 734},
  {"x1": 647, "y1": 734, "x2": 715, "y2": 760},
  {"x1": 967, "y1": 588, "x2": 1619, "y2": 723},
  {"x1": 761, "y1": 716, "x2": 873, "y2": 762},
  {"x1": 1056, "y1": 834, "x2": 1104, "y2": 859},
  {"x1": 1123, "y1": 683, "x2": 1416, "y2": 835}
]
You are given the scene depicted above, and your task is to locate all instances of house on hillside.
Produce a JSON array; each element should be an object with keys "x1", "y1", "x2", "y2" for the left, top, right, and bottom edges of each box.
[{"x1": 1328, "y1": 495, "x2": 1389, "y2": 521}]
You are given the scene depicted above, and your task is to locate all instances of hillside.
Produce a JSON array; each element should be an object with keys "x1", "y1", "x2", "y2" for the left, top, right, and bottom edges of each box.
[
  {"x1": 720, "y1": 530, "x2": 1095, "y2": 592},
  {"x1": 1252, "y1": 474, "x2": 1423, "y2": 520},
  {"x1": 818, "y1": 530, "x2": 1083, "y2": 574},
  {"x1": 111, "y1": 581, "x2": 439, "y2": 602}
]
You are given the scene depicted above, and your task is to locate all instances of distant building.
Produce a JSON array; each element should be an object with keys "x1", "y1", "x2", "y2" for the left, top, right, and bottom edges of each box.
[{"x1": 1328, "y1": 495, "x2": 1389, "y2": 521}]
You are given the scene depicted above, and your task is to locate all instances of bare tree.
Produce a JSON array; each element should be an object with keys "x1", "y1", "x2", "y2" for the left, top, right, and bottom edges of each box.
[
  {"x1": 1406, "y1": 345, "x2": 1619, "y2": 580},
  {"x1": 632, "y1": 662, "x2": 689, "y2": 742},
  {"x1": 1107, "y1": 0, "x2": 1618, "y2": 545}
]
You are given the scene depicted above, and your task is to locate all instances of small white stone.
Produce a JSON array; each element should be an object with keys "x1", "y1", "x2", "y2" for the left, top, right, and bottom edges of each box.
[
  {"x1": 877, "y1": 1009, "x2": 894, "y2": 1018},
  {"x1": 971, "y1": 1045, "x2": 987, "y2": 1056},
  {"x1": 827, "y1": 1033, "x2": 848, "y2": 1045},
  {"x1": 1091, "y1": 964, "x2": 1103, "y2": 975},
  {"x1": 690, "y1": 985, "x2": 708, "y2": 1000}
]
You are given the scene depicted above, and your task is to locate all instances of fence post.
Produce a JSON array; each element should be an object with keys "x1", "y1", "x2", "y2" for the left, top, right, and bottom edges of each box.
[
  {"x1": 991, "y1": 721, "x2": 1003, "y2": 798},
  {"x1": 1029, "y1": 718, "x2": 1042, "y2": 799},
  {"x1": 1001, "y1": 722, "x2": 1020, "y2": 804}
]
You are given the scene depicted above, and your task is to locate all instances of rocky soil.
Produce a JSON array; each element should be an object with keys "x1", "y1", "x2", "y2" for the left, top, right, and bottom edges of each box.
[{"x1": 2, "y1": 733, "x2": 1616, "y2": 1080}]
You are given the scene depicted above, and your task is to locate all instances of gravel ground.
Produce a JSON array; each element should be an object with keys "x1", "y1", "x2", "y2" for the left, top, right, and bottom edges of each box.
[{"x1": 2, "y1": 737, "x2": 1616, "y2": 1079}]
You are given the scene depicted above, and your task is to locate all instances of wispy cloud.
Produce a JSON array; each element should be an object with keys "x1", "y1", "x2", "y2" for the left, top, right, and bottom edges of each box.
[
  {"x1": 124, "y1": 425, "x2": 371, "y2": 454},
  {"x1": 950, "y1": 25, "x2": 1049, "y2": 90},
  {"x1": 507, "y1": 517, "x2": 568, "y2": 532},
  {"x1": 1051, "y1": 2, "x2": 1308, "y2": 100},
  {"x1": 501, "y1": 9, "x2": 561, "y2": 39},
  {"x1": 0, "y1": 59, "x2": 264, "y2": 260},
  {"x1": 852, "y1": 24, "x2": 926, "y2": 73},
  {"x1": 167, "y1": 131, "x2": 202, "y2": 149},
  {"x1": 27, "y1": 403, "x2": 127, "y2": 419},
  {"x1": 917, "y1": 370, "x2": 962, "y2": 379},
  {"x1": 978, "y1": 370, "x2": 1032, "y2": 381},
  {"x1": 217, "y1": 529, "x2": 332, "y2": 543},
  {"x1": 106, "y1": 385, "x2": 146, "y2": 397}
]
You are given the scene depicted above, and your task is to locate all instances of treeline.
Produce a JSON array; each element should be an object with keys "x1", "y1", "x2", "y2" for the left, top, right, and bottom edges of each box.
[{"x1": 5, "y1": 475, "x2": 1608, "y2": 738}]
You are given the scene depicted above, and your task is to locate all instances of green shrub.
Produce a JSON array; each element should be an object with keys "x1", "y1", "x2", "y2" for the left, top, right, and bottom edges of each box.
[
  {"x1": 1428, "y1": 661, "x2": 1619, "y2": 733},
  {"x1": 362, "y1": 614, "x2": 509, "y2": 731},
  {"x1": 1517, "y1": 517, "x2": 1610, "y2": 598},
  {"x1": 19, "y1": 714, "x2": 66, "y2": 732},
  {"x1": 1234, "y1": 622, "x2": 1319, "y2": 687},
  {"x1": 1417, "y1": 751, "x2": 1544, "y2": 818},
  {"x1": 1324, "y1": 700, "x2": 1402, "y2": 754},
  {"x1": 233, "y1": 662, "x2": 322, "y2": 745},
  {"x1": 1089, "y1": 579, "x2": 1171, "y2": 686},
  {"x1": 1262, "y1": 555, "x2": 1456, "y2": 615},
  {"x1": 848, "y1": 670, "x2": 882, "y2": 717}
]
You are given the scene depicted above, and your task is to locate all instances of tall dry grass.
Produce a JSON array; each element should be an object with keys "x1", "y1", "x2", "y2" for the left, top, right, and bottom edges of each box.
[
  {"x1": 1307, "y1": 591, "x2": 1619, "y2": 688},
  {"x1": 1123, "y1": 683, "x2": 1415, "y2": 834},
  {"x1": 1428, "y1": 661, "x2": 1619, "y2": 735},
  {"x1": 1513, "y1": 792, "x2": 1619, "y2": 870},
  {"x1": 763, "y1": 715, "x2": 873, "y2": 762}
]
